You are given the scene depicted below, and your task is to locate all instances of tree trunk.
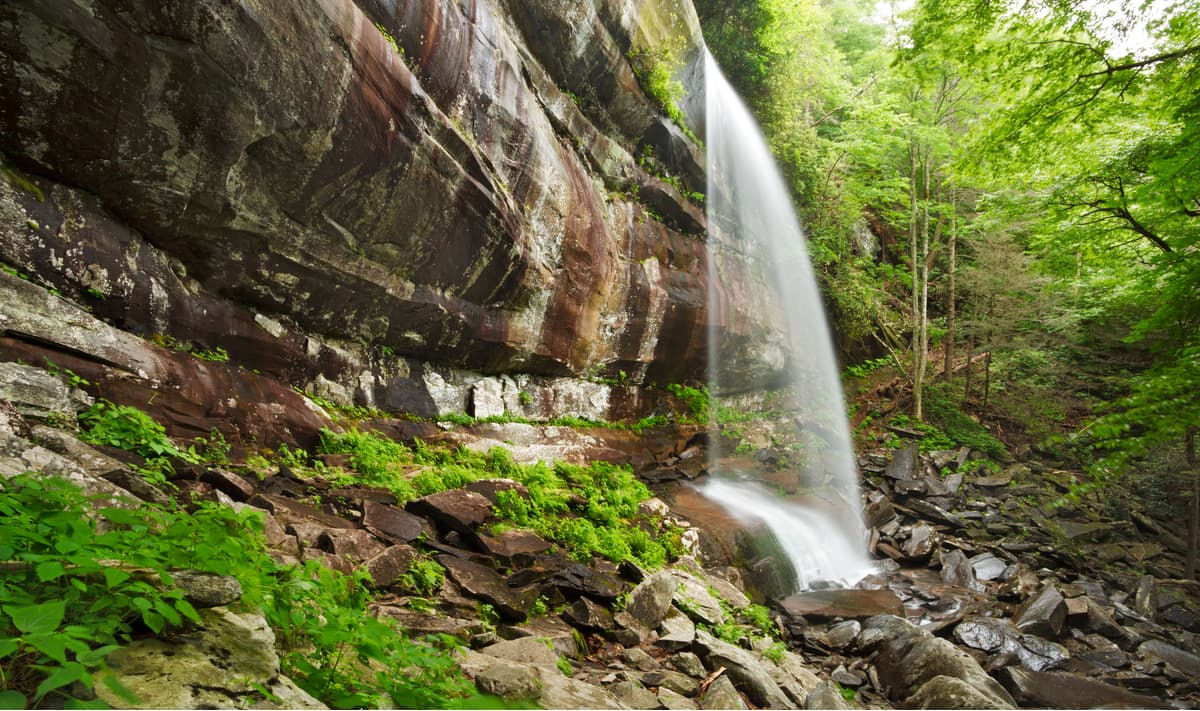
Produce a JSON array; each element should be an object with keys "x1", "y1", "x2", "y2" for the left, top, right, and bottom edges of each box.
[
  {"x1": 1187, "y1": 428, "x2": 1198, "y2": 579},
  {"x1": 964, "y1": 328, "x2": 975, "y2": 403},
  {"x1": 916, "y1": 160, "x2": 932, "y2": 420},
  {"x1": 944, "y1": 191, "x2": 957, "y2": 381},
  {"x1": 982, "y1": 295, "x2": 994, "y2": 408},
  {"x1": 909, "y1": 144, "x2": 922, "y2": 419}
]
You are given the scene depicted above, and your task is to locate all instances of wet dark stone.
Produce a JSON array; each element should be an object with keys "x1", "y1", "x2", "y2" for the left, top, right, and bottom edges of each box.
[
  {"x1": 361, "y1": 500, "x2": 425, "y2": 543},
  {"x1": 363, "y1": 544, "x2": 419, "y2": 588},
  {"x1": 969, "y1": 552, "x2": 1008, "y2": 581},
  {"x1": 996, "y1": 667, "x2": 1172, "y2": 708},
  {"x1": 885, "y1": 444, "x2": 918, "y2": 481},
  {"x1": 1014, "y1": 584, "x2": 1067, "y2": 638},
  {"x1": 471, "y1": 529, "x2": 553, "y2": 566},
  {"x1": 562, "y1": 596, "x2": 615, "y2": 633},
  {"x1": 438, "y1": 554, "x2": 529, "y2": 622},
  {"x1": 779, "y1": 589, "x2": 904, "y2": 621},
  {"x1": 200, "y1": 468, "x2": 256, "y2": 501},
  {"x1": 406, "y1": 489, "x2": 494, "y2": 535},
  {"x1": 1140, "y1": 639, "x2": 1200, "y2": 677}
]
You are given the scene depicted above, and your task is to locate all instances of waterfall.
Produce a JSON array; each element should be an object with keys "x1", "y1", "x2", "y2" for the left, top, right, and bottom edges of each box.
[{"x1": 699, "y1": 49, "x2": 872, "y2": 591}]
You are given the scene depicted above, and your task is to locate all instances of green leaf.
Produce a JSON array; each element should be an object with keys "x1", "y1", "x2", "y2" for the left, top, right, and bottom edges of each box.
[
  {"x1": 34, "y1": 661, "x2": 88, "y2": 701},
  {"x1": 27, "y1": 632, "x2": 69, "y2": 663},
  {"x1": 141, "y1": 610, "x2": 164, "y2": 635},
  {"x1": 103, "y1": 568, "x2": 131, "y2": 588},
  {"x1": 4, "y1": 599, "x2": 65, "y2": 635},
  {"x1": 0, "y1": 638, "x2": 20, "y2": 658},
  {"x1": 0, "y1": 690, "x2": 27, "y2": 710},
  {"x1": 174, "y1": 597, "x2": 201, "y2": 625}
]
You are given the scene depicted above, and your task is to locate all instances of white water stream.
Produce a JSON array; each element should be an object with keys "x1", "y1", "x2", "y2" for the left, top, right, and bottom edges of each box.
[{"x1": 699, "y1": 50, "x2": 872, "y2": 591}]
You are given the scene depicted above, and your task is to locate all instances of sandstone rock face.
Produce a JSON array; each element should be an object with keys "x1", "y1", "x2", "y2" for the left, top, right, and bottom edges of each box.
[{"x1": 0, "y1": 0, "x2": 796, "y2": 410}]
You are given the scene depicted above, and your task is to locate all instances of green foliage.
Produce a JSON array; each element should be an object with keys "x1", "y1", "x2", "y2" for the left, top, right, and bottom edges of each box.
[
  {"x1": 79, "y1": 400, "x2": 197, "y2": 464},
  {"x1": 396, "y1": 557, "x2": 445, "y2": 597},
  {"x1": 667, "y1": 383, "x2": 712, "y2": 423},
  {"x1": 149, "y1": 334, "x2": 230, "y2": 363},
  {"x1": 556, "y1": 656, "x2": 573, "y2": 677},
  {"x1": 843, "y1": 354, "x2": 897, "y2": 380},
  {"x1": 0, "y1": 473, "x2": 476, "y2": 708},
  {"x1": 318, "y1": 429, "x2": 678, "y2": 569},
  {"x1": 762, "y1": 641, "x2": 787, "y2": 664},
  {"x1": 627, "y1": 42, "x2": 698, "y2": 142},
  {"x1": 923, "y1": 384, "x2": 1008, "y2": 458}
]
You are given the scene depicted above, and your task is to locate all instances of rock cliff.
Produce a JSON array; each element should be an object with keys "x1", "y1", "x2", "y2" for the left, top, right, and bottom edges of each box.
[{"x1": 0, "y1": 0, "x2": 777, "y2": 423}]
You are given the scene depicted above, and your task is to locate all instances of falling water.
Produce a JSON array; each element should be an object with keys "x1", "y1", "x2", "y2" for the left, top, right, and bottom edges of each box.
[{"x1": 699, "y1": 50, "x2": 872, "y2": 591}]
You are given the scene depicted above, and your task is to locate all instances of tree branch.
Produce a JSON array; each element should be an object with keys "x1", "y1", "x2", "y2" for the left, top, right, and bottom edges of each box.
[{"x1": 1079, "y1": 44, "x2": 1200, "y2": 79}]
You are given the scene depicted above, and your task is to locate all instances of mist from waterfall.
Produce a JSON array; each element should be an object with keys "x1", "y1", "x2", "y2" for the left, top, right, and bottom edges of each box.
[{"x1": 700, "y1": 49, "x2": 872, "y2": 591}]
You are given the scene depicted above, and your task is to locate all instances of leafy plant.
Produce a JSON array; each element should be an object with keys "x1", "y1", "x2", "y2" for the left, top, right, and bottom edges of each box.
[
  {"x1": 396, "y1": 557, "x2": 445, "y2": 597},
  {"x1": 79, "y1": 400, "x2": 197, "y2": 464}
]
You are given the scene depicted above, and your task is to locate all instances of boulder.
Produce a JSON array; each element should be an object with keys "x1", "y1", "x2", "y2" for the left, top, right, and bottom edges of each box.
[
  {"x1": 0, "y1": 362, "x2": 80, "y2": 421},
  {"x1": 362, "y1": 544, "x2": 420, "y2": 589},
  {"x1": 1139, "y1": 639, "x2": 1200, "y2": 677},
  {"x1": 766, "y1": 651, "x2": 822, "y2": 707},
  {"x1": 406, "y1": 489, "x2": 494, "y2": 535},
  {"x1": 671, "y1": 570, "x2": 726, "y2": 626},
  {"x1": 941, "y1": 548, "x2": 984, "y2": 592},
  {"x1": 1014, "y1": 583, "x2": 1067, "y2": 638},
  {"x1": 562, "y1": 596, "x2": 615, "y2": 633},
  {"x1": 805, "y1": 681, "x2": 850, "y2": 710},
  {"x1": 671, "y1": 652, "x2": 706, "y2": 678},
  {"x1": 693, "y1": 630, "x2": 791, "y2": 709},
  {"x1": 317, "y1": 529, "x2": 385, "y2": 561},
  {"x1": 625, "y1": 570, "x2": 676, "y2": 629},
  {"x1": 438, "y1": 555, "x2": 530, "y2": 621},
  {"x1": 657, "y1": 686, "x2": 698, "y2": 710},
  {"x1": 864, "y1": 615, "x2": 1015, "y2": 708},
  {"x1": 657, "y1": 607, "x2": 697, "y2": 651},
  {"x1": 779, "y1": 588, "x2": 904, "y2": 621},
  {"x1": 479, "y1": 637, "x2": 560, "y2": 666},
  {"x1": 903, "y1": 523, "x2": 938, "y2": 561},
  {"x1": 996, "y1": 667, "x2": 1172, "y2": 709},
  {"x1": 474, "y1": 663, "x2": 541, "y2": 701},
  {"x1": 953, "y1": 616, "x2": 1069, "y2": 672},
  {"x1": 471, "y1": 529, "x2": 553, "y2": 565},
  {"x1": 170, "y1": 571, "x2": 242, "y2": 608},
  {"x1": 699, "y1": 674, "x2": 747, "y2": 710},
  {"x1": 95, "y1": 607, "x2": 322, "y2": 709},
  {"x1": 361, "y1": 501, "x2": 425, "y2": 543},
  {"x1": 641, "y1": 669, "x2": 700, "y2": 697},
  {"x1": 906, "y1": 675, "x2": 1013, "y2": 709},
  {"x1": 607, "y1": 680, "x2": 660, "y2": 709},
  {"x1": 885, "y1": 444, "x2": 919, "y2": 480},
  {"x1": 534, "y1": 666, "x2": 625, "y2": 709},
  {"x1": 621, "y1": 646, "x2": 661, "y2": 672}
]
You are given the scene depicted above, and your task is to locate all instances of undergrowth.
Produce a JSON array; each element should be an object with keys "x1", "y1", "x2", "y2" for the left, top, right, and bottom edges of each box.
[
  {"x1": 316, "y1": 428, "x2": 683, "y2": 569},
  {"x1": 0, "y1": 474, "x2": 481, "y2": 709}
]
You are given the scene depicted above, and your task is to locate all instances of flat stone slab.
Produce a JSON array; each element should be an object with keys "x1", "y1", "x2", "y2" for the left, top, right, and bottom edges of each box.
[
  {"x1": 997, "y1": 667, "x2": 1172, "y2": 709},
  {"x1": 780, "y1": 589, "x2": 904, "y2": 621},
  {"x1": 362, "y1": 500, "x2": 425, "y2": 542}
]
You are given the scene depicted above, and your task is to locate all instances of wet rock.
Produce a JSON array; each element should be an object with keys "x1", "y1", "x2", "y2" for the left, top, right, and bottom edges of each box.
[
  {"x1": 363, "y1": 544, "x2": 419, "y2": 589},
  {"x1": 657, "y1": 607, "x2": 697, "y2": 651},
  {"x1": 372, "y1": 607, "x2": 473, "y2": 638},
  {"x1": 95, "y1": 607, "x2": 322, "y2": 709},
  {"x1": 612, "y1": 611, "x2": 655, "y2": 646},
  {"x1": 779, "y1": 588, "x2": 904, "y2": 621},
  {"x1": 475, "y1": 663, "x2": 541, "y2": 701},
  {"x1": 1014, "y1": 583, "x2": 1067, "y2": 638},
  {"x1": 361, "y1": 501, "x2": 424, "y2": 543},
  {"x1": 700, "y1": 674, "x2": 747, "y2": 710},
  {"x1": 252, "y1": 495, "x2": 356, "y2": 530},
  {"x1": 865, "y1": 497, "x2": 897, "y2": 528},
  {"x1": 406, "y1": 489, "x2": 493, "y2": 535},
  {"x1": 1139, "y1": 639, "x2": 1200, "y2": 677},
  {"x1": 969, "y1": 552, "x2": 1008, "y2": 581},
  {"x1": 626, "y1": 570, "x2": 676, "y2": 629},
  {"x1": 864, "y1": 614, "x2": 1015, "y2": 708},
  {"x1": 170, "y1": 571, "x2": 242, "y2": 608},
  {"x1": 941, "y1": 548, "x2": 984, "y2": 592},
  {"x1": 904, "y1": 499, "x2": 966, "y2": 528},
  {"x1": 996, "y1": 667, "x2": 1172, "y2": 708},
  {"x1": 805, "y1": 681, "x2": 850, "y2": 710},
  {"x1": 885, "y1": 444, "x2": 919, "y2": 480},
  {"x1": 1158, "y1": 602, "x2": 1200, "y2": 631},
  {"x1": 1133, "y1": 575, "x2": 1157, "y2": 621},
  {"x1": 0, "y1": 431, "x2": 134, "y2": 503},
  {"x1": 831, "y1": 668, "x2": 864, "y2": 687},
  {"x1": 973, "y1": 473, "x2": 1012, "y2": 488},
  {"x1": 439, "y1": 555, "x2": 529, "y2": 622},
  {"x1": 694, "y1": 630, "x2": 791, "y2": 709},
  {"x1": 906, "y1": 675, "x2": 1013, "y2": 709},
  {"x1": 825, "y1": 620, "x2": 862, "y2": 650},
  {"x1": 998, "y1": 564, "x2": 1040, "y2": 601},
  {"x1": 903, "y1": 523, "x2": 938, "y2": 561},
  {"x1": 562, "y1": 597, "x2": 614, "y2": 633},
  {"x1": 642, "y1": 669, "x2": 700, "y2": 697}
]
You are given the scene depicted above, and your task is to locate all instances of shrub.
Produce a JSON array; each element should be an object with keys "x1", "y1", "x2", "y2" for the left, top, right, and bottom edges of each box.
[{"x1": 78, "y1": 400, "x2": 196, "y2": 464}]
